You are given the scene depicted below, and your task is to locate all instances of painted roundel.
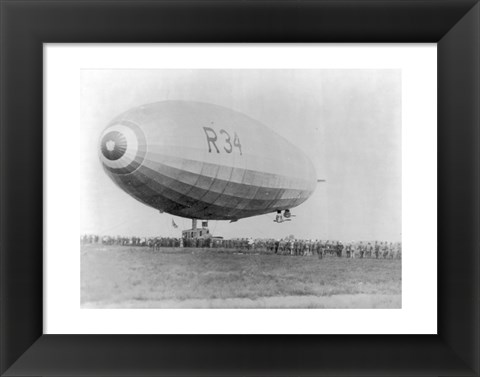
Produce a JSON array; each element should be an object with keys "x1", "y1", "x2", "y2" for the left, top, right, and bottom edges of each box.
[
  {"x1": 101, "y1": 131, "x2": 127, "y2": 161},
  {"x1": 99, "y1": 121, "x2": 147, "y2": 175}
]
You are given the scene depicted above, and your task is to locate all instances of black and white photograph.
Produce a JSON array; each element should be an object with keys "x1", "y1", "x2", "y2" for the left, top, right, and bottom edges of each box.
[{"x1": 80, "y1": 69, "x2": 402, "y2": 309}]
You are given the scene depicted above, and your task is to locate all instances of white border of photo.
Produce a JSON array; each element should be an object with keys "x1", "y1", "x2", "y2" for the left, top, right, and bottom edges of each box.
[{"x1": 44, "y1": 44, "x2": 436, "y2": 334}]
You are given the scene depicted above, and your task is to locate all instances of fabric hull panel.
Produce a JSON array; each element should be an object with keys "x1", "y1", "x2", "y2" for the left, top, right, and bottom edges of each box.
[{"x1": 107, "y1": 163, "x2": 312, "y2": 220}]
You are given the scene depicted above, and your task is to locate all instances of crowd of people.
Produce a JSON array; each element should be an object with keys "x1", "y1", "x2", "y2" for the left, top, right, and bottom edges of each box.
[
  {"x1": 264, "y1": 239, "x2": 402, "y2": 259},
  {"x1": 81, "y1": 234, "x2": 402, "y2": 259}
]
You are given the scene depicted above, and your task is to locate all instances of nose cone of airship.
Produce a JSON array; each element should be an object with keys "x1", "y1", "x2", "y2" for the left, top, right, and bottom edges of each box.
[{"x1": 98, "y1": 121, "x2": 147, "y2": 175}]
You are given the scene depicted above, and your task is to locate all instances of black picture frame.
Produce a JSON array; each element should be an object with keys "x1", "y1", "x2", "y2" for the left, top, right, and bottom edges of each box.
[{"x1": 1, "y1": 0, "x2": 479, "y2": 376}]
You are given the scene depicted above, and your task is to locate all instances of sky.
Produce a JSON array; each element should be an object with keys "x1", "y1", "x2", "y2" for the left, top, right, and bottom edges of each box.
[{"x1": 81, "y1": 69, "x2": 401, "y2": 241}]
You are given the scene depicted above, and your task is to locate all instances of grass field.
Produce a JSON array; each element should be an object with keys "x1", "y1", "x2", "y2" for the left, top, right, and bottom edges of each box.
[{"x1": 81, "y1": 244, "x2": 401, "y2": 308}]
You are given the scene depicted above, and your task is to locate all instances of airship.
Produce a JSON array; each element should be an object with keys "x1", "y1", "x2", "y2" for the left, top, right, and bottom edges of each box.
[{"x1": 99, "y1": 101, "x2": 317, "y2": 223}]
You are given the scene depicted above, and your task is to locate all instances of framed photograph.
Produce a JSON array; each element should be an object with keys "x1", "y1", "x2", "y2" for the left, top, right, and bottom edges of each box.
[
  {"x1": 46, "y1": 45, "x2": 430, "y2": 336},
  {"x1": 1, "y1": 0, "x2": 478, "y2": 376}
]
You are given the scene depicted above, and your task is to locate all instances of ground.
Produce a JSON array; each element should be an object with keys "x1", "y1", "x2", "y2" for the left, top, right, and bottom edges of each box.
[{"x1": 81, "y1": 244, "x2": 401, "y2": 308}]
